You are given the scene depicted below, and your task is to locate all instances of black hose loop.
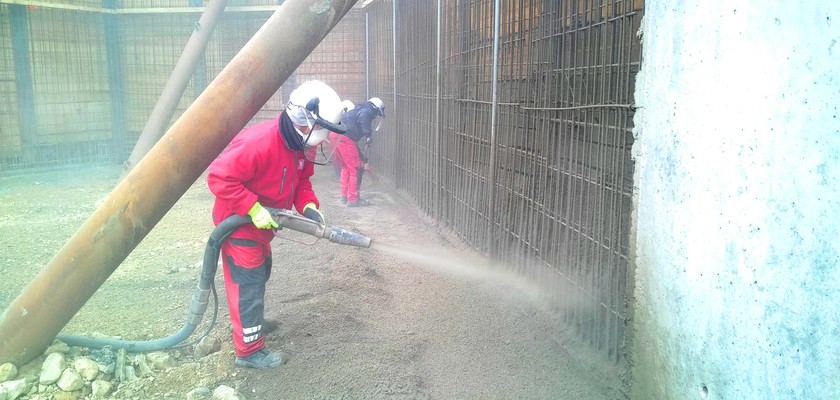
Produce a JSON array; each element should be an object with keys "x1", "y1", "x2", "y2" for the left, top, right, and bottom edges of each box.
[{"x1": 56, "y1": 214, "x2": 251, "y2": 352}]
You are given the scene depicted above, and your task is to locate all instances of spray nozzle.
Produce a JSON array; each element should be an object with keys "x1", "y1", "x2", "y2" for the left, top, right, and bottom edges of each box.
[
  {"x1": 326, "y1": 226, "x2": 371, "y2": 248},
  {"x1": 267, "y1": 208, "x2": 371, "y2": 248}
]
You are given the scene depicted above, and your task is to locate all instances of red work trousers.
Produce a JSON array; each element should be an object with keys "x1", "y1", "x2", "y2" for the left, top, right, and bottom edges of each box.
[
  {"x1": 221, "y1": 238, "x2": 272, "y2": 357},
  {"x1": 328, "y1": 132, "x2": 343, "y2": 181},
  {"x1": 333, "y1": 136, "x2": 362, "y2": 202}
]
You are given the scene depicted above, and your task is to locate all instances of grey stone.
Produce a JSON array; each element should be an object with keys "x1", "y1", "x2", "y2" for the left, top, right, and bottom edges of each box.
[
  {"x1": 72, "y1": 357, "x2": 99, "y2": 382},
  {"x1": 56, "y1": 369, "x2": 84, "y2": 392},
  {"x1": 123, "y1": 366, "x2": 137, "y2": 381},
  {"x1": 90, "y1": 380, "x2": 112, "y2": 399},
  {"x1": 211, "y1": 385, "x2": 239, "y2": 400},
  {"x1": 114, "y1": 348, "x2": 127, "y2": 382},
  {"x1": 0, "y1": 363, "x2": 17, "y2": 382},
  {"x1": 0, "y1": 378, "x2": 30, "y2": 400},
  {"x1": 146, "y1": 352, "x2": 176, "y2": 371},
  {"x1": 44, "y1": 341, "x2": 70, "y2": 356},
  {"x1": 133, "y1": 354, "x2": 154, "y2": 376},
  {"x1": 194, "y1": 337, "x2": 222, "y2": 358},
  {"x1": 186, "y1": 386, "x2": 212, "y2": 400},
  {"x1": 39, "y1": 353, "x2": 65, "y2": 385}
]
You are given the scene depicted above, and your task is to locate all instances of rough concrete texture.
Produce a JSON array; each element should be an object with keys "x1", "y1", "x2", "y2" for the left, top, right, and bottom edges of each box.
[{"x1": 631, "y1": 2, "x2": 840, "y2": 399}]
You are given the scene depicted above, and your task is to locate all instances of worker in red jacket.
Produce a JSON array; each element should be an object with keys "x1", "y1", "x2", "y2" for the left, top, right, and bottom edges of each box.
[{"x1": 207, "y1": 80, "x2": 346, "y2": 369}]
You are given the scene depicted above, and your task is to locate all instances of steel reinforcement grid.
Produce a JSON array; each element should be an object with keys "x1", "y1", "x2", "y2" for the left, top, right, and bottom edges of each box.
[
  {"x1": 364, "y1": 0, "x2": 642, "y2": 364},
  {"x1": 0, "y1": 2, "x2": 365, "y2": 172}
]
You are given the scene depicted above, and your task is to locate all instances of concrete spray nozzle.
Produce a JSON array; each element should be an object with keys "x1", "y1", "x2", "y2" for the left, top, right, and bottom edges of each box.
[{"x1": 268, "y1": 208, "x2": 371, "y2": 248}]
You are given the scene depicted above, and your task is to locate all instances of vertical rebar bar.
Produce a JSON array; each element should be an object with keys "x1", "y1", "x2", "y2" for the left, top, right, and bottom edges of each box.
[
  {"x1": 392, "y1": 0, "x2": 398, "y2": 188},
  {"x1": 486, "y1": 0, "x2": 500, "y2": 254},
  {"x1": 365, "y1": 11, "x2": 369, "y2": 99},
  {"x1": 434, "y1": 0, "x2": 441, "y2": 220},
  {"x1": 103, "y1": 0, "x2": 127, "y2": 160},
  {"x1": 10, "y1": 5, "x2": 35, "y2": 151}
]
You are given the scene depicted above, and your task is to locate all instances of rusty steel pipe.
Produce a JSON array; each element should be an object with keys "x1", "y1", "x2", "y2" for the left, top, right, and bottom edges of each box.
[
  {"x1": 0, "y1": 0, "x2": 357, "y2": 366},
  {"x1": 122, "y1": 0, "x2": 230, "y2": 176}
]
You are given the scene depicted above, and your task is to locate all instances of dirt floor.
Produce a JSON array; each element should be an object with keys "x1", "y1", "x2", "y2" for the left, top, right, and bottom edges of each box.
[{"x1": 0, "y1": 163, "x2": 626, "y2": 399}]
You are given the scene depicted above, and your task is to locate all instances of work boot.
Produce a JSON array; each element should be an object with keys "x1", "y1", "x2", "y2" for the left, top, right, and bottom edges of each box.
[
  {"x1": 346, "y1": 199, "x2": 370, "y2": 208},
  {"x1": 340, "y1": 196, "x2": 348, "y2": 204},
  {"x1": 234, "y1": 348, "x2": 287, "y2": 369}
]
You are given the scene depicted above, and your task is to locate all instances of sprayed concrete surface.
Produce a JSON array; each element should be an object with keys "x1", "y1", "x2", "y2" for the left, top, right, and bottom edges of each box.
[
  {"x1": 632, "y1": 1, "x2": 840, "y2": 399},
  {"x1": 0, "y1": 164, "x2": 625, "y2": 399}
]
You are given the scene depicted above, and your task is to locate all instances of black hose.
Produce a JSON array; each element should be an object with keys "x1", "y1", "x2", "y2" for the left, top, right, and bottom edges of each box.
[{"x1": 56, "y1": 214, "x2": 251, "y2": 352}]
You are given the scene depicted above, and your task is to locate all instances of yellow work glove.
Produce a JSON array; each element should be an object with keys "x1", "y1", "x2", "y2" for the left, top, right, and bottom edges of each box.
[
  {"x1": 302, "y1": 203, "x2": 325, "y2": 225},
  {"x1": 247, "y1": 202, "x2": 278, "y2": 229}
]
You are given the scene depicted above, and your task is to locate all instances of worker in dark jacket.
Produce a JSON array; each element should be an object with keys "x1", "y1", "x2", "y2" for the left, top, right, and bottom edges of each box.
[
  {"x1": 207, "y1": 80, "x2": 346, "y2": 369},
  {"x1": 334, "y1": 97, "x2": 385, "y2": 207}
]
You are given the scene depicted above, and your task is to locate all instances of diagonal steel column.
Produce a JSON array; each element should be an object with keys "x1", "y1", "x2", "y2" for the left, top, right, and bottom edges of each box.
[{"x1": 0, "y1": 0, "x2": 357, "y2": 366}]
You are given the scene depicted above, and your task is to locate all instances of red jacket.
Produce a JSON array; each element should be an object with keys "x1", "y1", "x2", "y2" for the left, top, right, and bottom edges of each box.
[{"x1": 208, "y1": 115, "x2": 319, "y2": 244}]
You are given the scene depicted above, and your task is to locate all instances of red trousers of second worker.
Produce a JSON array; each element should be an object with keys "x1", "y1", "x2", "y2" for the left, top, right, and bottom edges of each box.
[
  {"x1": 332, "y1": 133, "x2": 362, "y2": 202},
  {"x1": 221, "y1": 238, "x2": 272, "y2": 357}
]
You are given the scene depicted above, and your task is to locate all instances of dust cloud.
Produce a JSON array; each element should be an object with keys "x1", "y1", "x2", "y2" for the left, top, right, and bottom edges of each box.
[{"x1": 370, "y1": 241, "x2": 578, "y2": 314}]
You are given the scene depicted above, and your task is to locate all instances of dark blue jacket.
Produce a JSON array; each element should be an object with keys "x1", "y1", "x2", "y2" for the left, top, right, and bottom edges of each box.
[{"x1": 342, "y1": 102, "x2": 381, "y2": 142}]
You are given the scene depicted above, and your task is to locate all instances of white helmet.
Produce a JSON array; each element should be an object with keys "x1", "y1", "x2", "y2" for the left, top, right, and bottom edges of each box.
[
  {"x1": 286, "y1": 80, "x2": 346, "y2": 147},
  {"x1": 341, "y1": 100, "x2": 356, "y2": 112},
  {"x1": 368, "y1": 97, "x2": 385, "y2": 117}
]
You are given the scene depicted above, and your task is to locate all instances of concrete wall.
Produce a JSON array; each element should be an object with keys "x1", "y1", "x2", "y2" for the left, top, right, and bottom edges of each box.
[{"x1": 631, "y1": 2, "x2": 840, "y2": 399}]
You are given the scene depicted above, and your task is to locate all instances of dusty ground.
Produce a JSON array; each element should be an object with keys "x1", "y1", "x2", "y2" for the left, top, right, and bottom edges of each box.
[{"x1": 0, "y1": 163, "x2": 626, "y2": 399}]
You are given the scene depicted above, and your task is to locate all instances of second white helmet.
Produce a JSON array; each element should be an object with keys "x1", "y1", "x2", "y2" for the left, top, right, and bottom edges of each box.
[{"x1": 368, "y1": 97, "x2": 385, "y2": 117}]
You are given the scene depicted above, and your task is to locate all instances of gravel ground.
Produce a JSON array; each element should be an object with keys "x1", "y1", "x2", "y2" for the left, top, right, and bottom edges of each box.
[{"x1": 0, "y1": 163, "x2": 626, "y2": 399}]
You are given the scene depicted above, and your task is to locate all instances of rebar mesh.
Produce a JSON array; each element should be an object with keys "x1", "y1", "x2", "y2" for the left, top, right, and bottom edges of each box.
[
  {"x1": 0, "y1": 4, "x2": 114, "y2": 171},
  {"x1": 117, "y1": 0, "x2": 281, "y2": 7},
  {"x1": 366, "y1": 0, "x2": 642, "y2": 363},
  {"x1": 0, "y1": 5, "x2": 21, "y2": 162},
  {"x1": 29, "y1": 9, "x2": 110, "y2": 142},
  {"x1": 202, "y1": 12, "x2": 278, "y2": 122},
  {"x1": 0, "y1": 4, "x2": 366, "y2": 171},
  {"x1": 48, "y1": 0, "x2": 102, "y2": 8},
  {"x1": 365, "y1": 0, "x2": 396, "y2": 189},
  {"x1": 117, "y1": 12, "x2": 195, "y2": 154},
  {"x1": 296, "y1": 11, "x2": 366, "y2": 104}
]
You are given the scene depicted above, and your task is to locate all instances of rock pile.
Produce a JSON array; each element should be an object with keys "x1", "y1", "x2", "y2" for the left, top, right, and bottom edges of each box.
[{"x1": 0, "y1": 337, "x2": 238, "y2": 400}]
